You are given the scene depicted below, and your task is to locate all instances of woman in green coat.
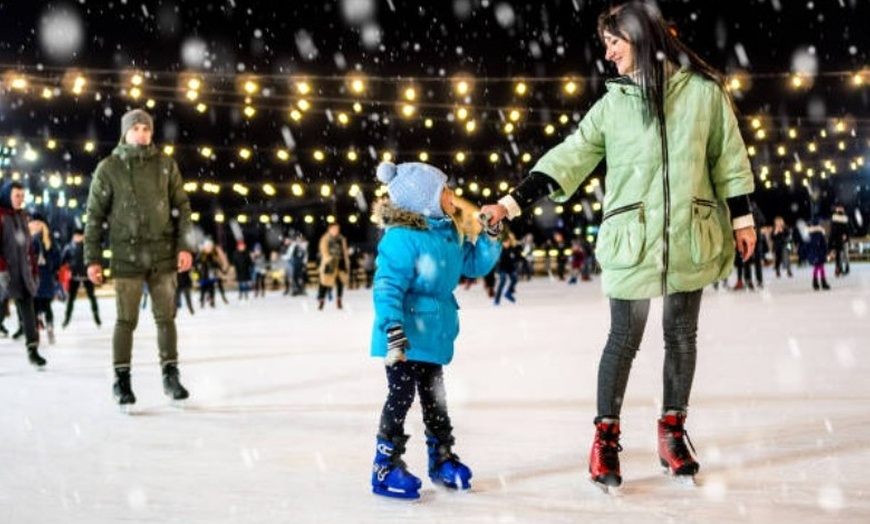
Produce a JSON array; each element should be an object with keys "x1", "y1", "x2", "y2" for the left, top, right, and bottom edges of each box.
[{"x1": 481, "y1": 1, "x2": 757, "y2": 491}]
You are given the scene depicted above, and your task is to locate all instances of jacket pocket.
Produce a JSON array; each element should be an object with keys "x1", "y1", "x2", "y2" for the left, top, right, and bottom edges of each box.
[
  {"x1": 595, "y1": 202, "x2": 646, "y2": 270},
  {"x1": 405, "y1": 296, "x2": 456, "y2": 344},
  {"x1": 690, "y1": 198, "x2": 724, "y2": 265}
]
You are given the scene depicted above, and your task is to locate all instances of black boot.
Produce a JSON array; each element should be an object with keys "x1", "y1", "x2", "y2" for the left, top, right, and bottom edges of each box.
[
  {"x1": 658, "y1": 412, "x2": 700, "y2": 477},
  {"x1": 821, "y1": 278, "x2": 831, "y2": 290},
  {"x1": 113, "y1": 367, "x2": 136, "y2": 407},
  {"x1": 589, "y1": 417, "x2": 622, "y2": 490},
  {"x1": 27, "y1": 346, "x2": 47, "y2": 369},
  {"x1": 162, "y1": 363, "x2": 190, "y2": 401},
  {"x1": 812, "y1": 277, "x2": 820, "y2": 290}
]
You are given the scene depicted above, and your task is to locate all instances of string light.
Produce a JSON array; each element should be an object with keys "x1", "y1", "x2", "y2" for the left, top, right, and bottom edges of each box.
[
  {"x1": 1, "y1": 65, "x2": 864, "y2": 210},
  {"x1": 295, "y1": 81, "x2": 311, "y2": 95}
]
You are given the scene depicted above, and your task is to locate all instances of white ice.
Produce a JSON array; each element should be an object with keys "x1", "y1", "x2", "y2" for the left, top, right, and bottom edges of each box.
[{"x1": 2, "y1": 264, "x2": 869, "y2": 523}]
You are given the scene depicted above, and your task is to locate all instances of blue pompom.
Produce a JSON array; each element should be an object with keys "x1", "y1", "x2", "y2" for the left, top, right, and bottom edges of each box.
[{"x1": 376, "y1": 162, "x2": 398, "y2": 184}]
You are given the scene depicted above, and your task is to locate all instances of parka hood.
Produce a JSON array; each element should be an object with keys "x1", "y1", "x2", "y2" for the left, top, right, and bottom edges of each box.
[
  {"x1": 373, "y1": 199, "x2": 482, "y2": 242},
  {"x1": 373, "y1": 199, "x2": 430, "y2": 230}
]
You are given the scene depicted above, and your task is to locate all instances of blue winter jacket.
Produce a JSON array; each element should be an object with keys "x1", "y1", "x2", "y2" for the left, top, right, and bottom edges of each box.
[{"x1": 370, "y1": 203, "x2": 502, "y2": 365}]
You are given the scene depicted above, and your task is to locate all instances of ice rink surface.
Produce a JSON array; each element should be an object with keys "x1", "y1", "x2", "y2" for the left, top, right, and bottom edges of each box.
[{"x1": 2, "y1": 263, "x2": 868, "y2": 523}]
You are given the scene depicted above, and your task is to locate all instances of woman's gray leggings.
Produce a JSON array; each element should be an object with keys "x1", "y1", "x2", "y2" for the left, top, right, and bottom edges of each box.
[{"x1": 597, "y1": 289, "x2": 703, "y2": 418}]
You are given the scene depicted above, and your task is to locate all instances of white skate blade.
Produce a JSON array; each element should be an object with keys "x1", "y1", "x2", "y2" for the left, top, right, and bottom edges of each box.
[
  {"x1": 662, "y1": 468, "x2": 698, "y2": 487},
  {"x1": 118, "y1": 404, "x2": 135, "y2": 415},
  {"x1": 673, "y1": 474, "x2": 698, "y2": 487},
  {"x1": 589, "y1": 478, "x2": 622, "y2": 496}
]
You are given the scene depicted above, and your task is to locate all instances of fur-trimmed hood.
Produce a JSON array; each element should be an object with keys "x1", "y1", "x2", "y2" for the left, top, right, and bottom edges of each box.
[
  {"x1": 374, "y1": 199, "x2": 482, "y2": 241},
  {"x1": 373, "y1": 199, "x2": 430, "y2": 230}
]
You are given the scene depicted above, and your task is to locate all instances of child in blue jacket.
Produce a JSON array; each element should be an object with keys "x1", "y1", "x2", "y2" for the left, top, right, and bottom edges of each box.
[{"x1": 370, "y1": 161, "x2": 502, "y2": 499}]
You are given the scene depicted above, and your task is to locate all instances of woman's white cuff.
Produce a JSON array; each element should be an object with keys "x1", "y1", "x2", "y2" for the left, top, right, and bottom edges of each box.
[
  {"x1": 732, "y1": 214, "x2": 755, "y2": 230},
  {"x1": 497, "y1": 195, "x2": 522, "y2": 220}
]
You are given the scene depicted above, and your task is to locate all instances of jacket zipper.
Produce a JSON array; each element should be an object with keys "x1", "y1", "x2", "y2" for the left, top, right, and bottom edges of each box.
[
  {"x1": 661, "y1": 161, "x2": 671, "y2": 297},
  {"x1": 602, "y1": 202, "x2": 644, "y2": 222},
  {"x1": 692, "y1": 197, "x2": 717, "y2": 209}
]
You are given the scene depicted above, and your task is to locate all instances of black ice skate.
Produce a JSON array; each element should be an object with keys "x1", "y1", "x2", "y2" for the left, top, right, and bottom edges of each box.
[
  {"x1": 113, "y1": 367, "x2": 137, "y2": 414},
  {"x1": 589, "y1": 417, "x2": 622, "y2": 494},
  {"x1": 162, "y1": 363, "x2": 190, "y2": 405},
  {"x1": 28, "y1": 347, "x2": 47, "y2": 370},
  {"x1": 658, "y1": 412, "x2": 699, "y2": 485}
]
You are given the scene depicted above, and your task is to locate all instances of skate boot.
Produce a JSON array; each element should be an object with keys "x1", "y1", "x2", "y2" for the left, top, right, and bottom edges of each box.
[
  {"x1": 27, "y1": 346, "x2": 47, "y2": 369},
  {"x1": 426, "y1": 432, "x2": 472, "y2": 490},
  {"x1": 162, "y1": 363, "x2": 190, "y2": 401},
  {"x1": 813, "y1": 277, "x2": 820, "y2": 290},
  {"x1": 371, "y1": 435, "x2": 422, "y2": 499},
  {"x1": 589, "y1": 417, "x2": 622, "y2": 492},
  {"x1": 821, "y1": 278, "x2": 831, "y2": 290},
  {"x1": 658, "y1": 411, "x2": 699, "y2": 481},
  {"x1": 113, "y1": 367, "x2": 137, "y2": 412}
]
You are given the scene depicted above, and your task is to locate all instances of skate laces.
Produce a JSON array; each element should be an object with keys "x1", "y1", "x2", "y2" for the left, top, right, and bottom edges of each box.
[
  {"x1": 664, "y1": 421, "x2": 696, "y2": 461},
  {"x1": 595, "y1": 426, "x2": 623, "y2": 469}
]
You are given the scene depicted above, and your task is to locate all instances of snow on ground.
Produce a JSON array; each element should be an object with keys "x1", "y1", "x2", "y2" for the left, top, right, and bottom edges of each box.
[{"x1": 1, "y1": 263, "x2": 868, "y2": 523}]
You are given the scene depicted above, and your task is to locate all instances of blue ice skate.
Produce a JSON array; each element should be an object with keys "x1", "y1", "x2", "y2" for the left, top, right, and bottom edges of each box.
[
  {"x1": 426, "y1": 433, "x2": 472, "y2": 490},
  {"x1": 371, "y1": 436, "x2": 422, "y2": 499}
]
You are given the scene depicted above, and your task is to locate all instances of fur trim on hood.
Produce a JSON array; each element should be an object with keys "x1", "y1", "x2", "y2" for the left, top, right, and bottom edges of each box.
[
  {"x1": 374, "y1": 198, "x2": 482, "y2": 243},
  {"x1": 373, "y1": 199, "x2": 430, "y2": 230}
]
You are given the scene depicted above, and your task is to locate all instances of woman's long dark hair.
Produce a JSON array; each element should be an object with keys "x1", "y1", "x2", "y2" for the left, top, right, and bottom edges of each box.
[{"x1": 597, "y1": 1, "x2": 724, "y2": 128}]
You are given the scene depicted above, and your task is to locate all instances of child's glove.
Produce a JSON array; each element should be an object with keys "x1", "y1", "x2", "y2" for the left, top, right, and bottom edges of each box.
[
  {"x1": 478, "y1": 211, "x2": 504, "y2": 239},
  {"x1": 385, "y1": 325, "x2": 409, "y2": 366}
]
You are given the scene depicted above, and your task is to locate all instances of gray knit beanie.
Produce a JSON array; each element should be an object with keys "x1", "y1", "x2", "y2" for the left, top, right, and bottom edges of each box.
[{"x1": 120, "y1": 109, "x2": 154, "y2": 139}]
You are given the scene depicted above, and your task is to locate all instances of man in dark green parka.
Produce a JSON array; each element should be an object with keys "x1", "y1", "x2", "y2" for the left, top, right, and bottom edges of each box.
[{"x1": 84, "y1": 108, "x2": 195, "y2": 411}]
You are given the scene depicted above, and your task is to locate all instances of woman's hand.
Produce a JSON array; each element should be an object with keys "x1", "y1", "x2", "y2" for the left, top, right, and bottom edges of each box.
[
  {"x1": 734, "y1": 226, "x2": 757, "y2": 261},
  {"x1": 479, "y1": 204, "x2": 508, "y2": 225}
]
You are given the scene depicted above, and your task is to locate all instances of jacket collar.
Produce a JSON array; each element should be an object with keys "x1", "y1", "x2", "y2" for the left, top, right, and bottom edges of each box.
[
  {"x1": 605, "y1": 66, "x2": 691, "y2": 96},
  {"x1": 112, "y1": 143, "x2": 158, "y2": 161}
]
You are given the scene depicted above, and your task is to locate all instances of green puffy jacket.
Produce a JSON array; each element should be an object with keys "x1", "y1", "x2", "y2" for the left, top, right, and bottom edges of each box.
[
  {"x1": 84, "y1": 143, "x2": 194, "y2": 277},
  {"x1": 532, "y1": 68, "x2": 755, "y2": 299}
]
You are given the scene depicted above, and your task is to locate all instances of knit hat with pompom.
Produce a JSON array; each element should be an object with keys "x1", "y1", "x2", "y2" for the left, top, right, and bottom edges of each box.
[{"x1": 375, "y1": 161, "x2": 447, "y2": 218}]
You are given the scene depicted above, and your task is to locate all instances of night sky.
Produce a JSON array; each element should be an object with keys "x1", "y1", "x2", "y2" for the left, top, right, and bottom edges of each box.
[{"x1": 1, "y1": 0, "x2": 868, "y2": 246}]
